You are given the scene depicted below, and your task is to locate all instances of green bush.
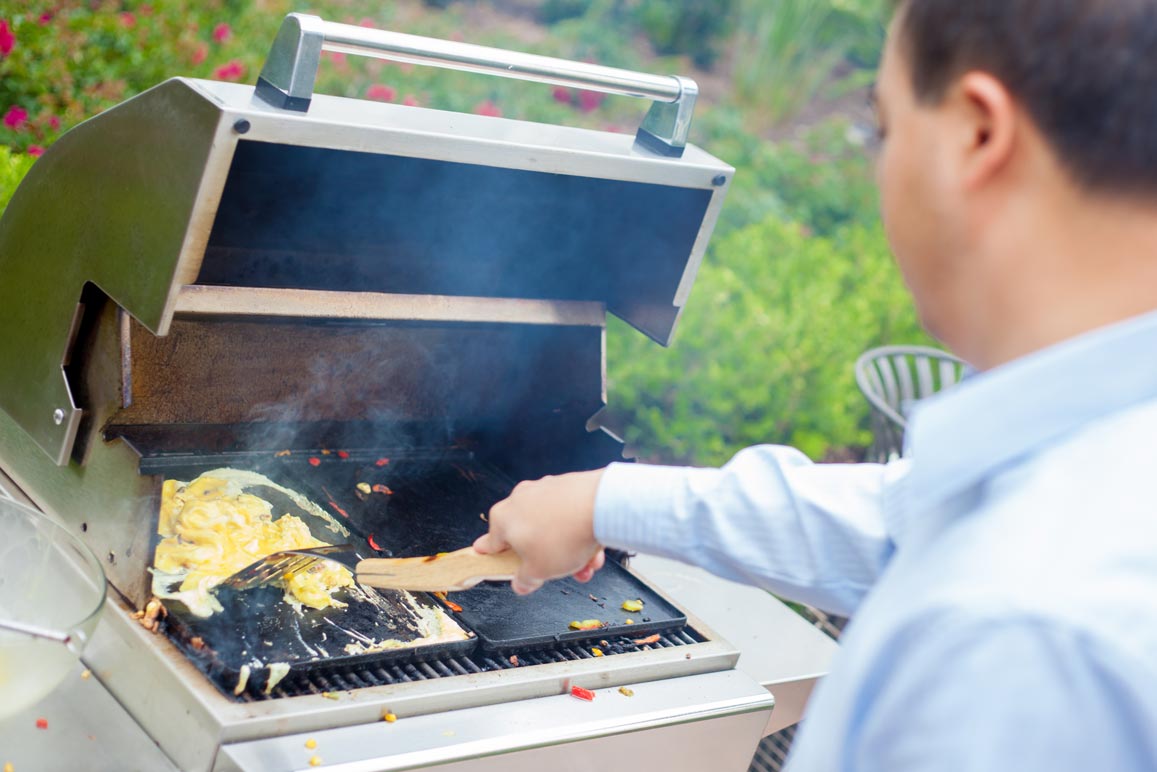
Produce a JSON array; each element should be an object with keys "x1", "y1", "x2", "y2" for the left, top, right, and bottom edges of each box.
[
  {"x1": 696, "y1": 112, "x2": 880, "y2": 237},
  {"x1": 0, "y1": 146, "x2": 35, "y2": 216},
  {"x1": 604, "y1": 216, "x2": 931, "y2": 466},
  {"x1": 628, "y1": 0, "x2": 737, "y2": 69}
]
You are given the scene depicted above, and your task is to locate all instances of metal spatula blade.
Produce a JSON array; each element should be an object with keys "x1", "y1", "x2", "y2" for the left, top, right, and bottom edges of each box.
[
  {"x1": 221, "y1": 544, "x2": 361, "y2": 592},
  {"x1": 221, "y1": 545, "x2": 521, "y2": 593}
]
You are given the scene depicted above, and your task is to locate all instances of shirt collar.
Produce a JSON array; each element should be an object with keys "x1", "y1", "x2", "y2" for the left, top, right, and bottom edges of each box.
[{"x1": 898, "y1": 309, "x2": 1157, "y2": 530}]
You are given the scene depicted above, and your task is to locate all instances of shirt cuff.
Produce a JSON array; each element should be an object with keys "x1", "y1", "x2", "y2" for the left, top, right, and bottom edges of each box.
[{"x1": 594, "y1": 461, "x2": 695, "y2": 553}]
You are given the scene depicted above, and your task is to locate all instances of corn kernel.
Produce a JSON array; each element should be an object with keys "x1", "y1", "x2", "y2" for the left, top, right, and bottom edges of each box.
[
  {"x1": 309, "y1": 755, "x2": 322, "y2": 767},
  {"x1": 383, "y1": 711, "x2": 398, "y2": 723},
  {"x1": 5, "y1": 761, "x2": 15, "y2": 772},
  {"x1": 305, "y1": 738, "x2": 318, "y2": 750}
]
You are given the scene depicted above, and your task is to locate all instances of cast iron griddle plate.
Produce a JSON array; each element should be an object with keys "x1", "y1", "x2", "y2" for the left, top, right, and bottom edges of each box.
[
  {"x1": 148, "y1": 456, "x2": 477, "y2": 698},
  {"x1": 448, "y1": 565, "x2": 686, "y2": 651},
  {"x1": 164, "y1": 584, "x2": 477, "y2": 698},
  {"x1": 145, "y1": 449, "x2": 688, "y2": 672}
]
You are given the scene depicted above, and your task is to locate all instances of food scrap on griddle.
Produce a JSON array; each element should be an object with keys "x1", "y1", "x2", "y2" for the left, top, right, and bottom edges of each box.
[{"x1": 153, "y1": 472, "x2": 353, "y2": 617}]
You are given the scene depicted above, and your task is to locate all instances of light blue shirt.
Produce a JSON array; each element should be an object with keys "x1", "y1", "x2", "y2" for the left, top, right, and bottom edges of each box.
[{"x1": 595, "y1": 310, "x2": 1157, "y2": 771}]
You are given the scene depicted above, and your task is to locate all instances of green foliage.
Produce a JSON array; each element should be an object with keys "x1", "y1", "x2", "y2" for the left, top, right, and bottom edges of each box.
[
  {"x1": 629, "y1": 0, "x2": 737, "y2": 68},
  {"x1": 730, "y1": 0, "x2": 883, "y2": 128},
  {"x1": 0, "y1": 146, "x2": 35, "y2": 216},
  {"x1": 605, "y1": 216, "x2": 930, "y2": 465},
  {"x1": 697, "y1": 112, "x2": 880, "y2": 237}
]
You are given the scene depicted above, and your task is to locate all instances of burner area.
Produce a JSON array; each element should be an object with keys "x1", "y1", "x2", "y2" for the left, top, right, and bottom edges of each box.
[
  {"x1": 233, "y1": 628, "x2": 705, "y2": 702},
  {"x1": 143, "y1": 449, "x2": 690, "y2": 700}
]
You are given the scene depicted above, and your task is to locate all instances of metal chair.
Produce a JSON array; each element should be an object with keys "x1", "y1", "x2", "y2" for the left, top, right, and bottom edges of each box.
[{"x1": 855, "y1": 345, "x2": 966, "y2": 462}]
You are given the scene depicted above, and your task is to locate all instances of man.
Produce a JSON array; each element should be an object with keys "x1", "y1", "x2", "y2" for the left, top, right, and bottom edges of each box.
[{"x1": 475, "y1": 1, "x2": 1157, "y2": 769}]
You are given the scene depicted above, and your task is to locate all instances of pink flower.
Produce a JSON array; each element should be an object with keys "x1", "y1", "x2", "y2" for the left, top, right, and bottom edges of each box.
[
  {"x1": 359, "y1": 17, "x2": 375, "y2": 28},
  {"x1": 191, "y1": 43, "x2": 208, "y2": 65},
  {"x1": 472, "y1": 100, "x2": 502, "y2": 118},
  {"x1": 120, "y1": 12, "x2": 136, "y2": 28},
  {"x1": 3, "y1": 106, "x2": 28, "y2": 130},
  {"x1": 577, "y1": 89, "x2": 604, "y2": 113},
  {"x1": 38, "y1": 12, "x2": 53, "y2": 25},
  {"x1": 552, "y1": 86, "x2": 571, "y2": 105},
  {"x1": 402, "y1": 95, "x2": 419, "y2": 107},
  {"x1": 322, "y1": 50, "x2": 348, "y2": 71},
  {"x1": 366, "y1": 84, "x2": 396, "y2": 102},
  {"x1": 213, "y1": 60, "x2": 246, "y2": 82},
  {"x1": 27, "y1": 145, "x2": 44, "y2": 157},
  {"x1": 47, "y1": 114, "x2": 61, "y2": 130},
  {"x1": 212, "y1": 22, "x2": 231, "y2": 44},
  {"x1": 0, "y1": 20, "x2": 14, "y2": 57}
]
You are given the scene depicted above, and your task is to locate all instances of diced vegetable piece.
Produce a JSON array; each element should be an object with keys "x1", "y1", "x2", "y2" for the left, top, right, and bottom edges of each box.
[
  {"x1": 621, "y1": 599, "x2": 644, "y2": 613},
  {"x1": 305, "y1": 738, "x2": 318, "y2": 750},
  {"x1": 568, "y1": 619, "x2": 603, "y2": 630},
  {"x1": 383, "y1": 711, "x2": 398, "y2": 723},
  {"x1": 570, "y1": 685, "x2": 595, "y2": 701},
  {"x1": 619, "y1": 686, "x2": 635, "y2": 697}
]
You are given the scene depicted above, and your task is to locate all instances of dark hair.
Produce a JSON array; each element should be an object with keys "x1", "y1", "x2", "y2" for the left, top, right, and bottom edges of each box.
[{"x1": 893, "y1": 0, "x2": 1157, "y2": 195}]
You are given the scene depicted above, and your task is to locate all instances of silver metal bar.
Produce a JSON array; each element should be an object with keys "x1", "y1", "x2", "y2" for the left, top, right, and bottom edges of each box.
[
  {"x1": 319, "y1": 21, "x2": 681, "y2": 102},
  {"x1": 254, "y1": 13, "x2": 698, "y2": 156}
]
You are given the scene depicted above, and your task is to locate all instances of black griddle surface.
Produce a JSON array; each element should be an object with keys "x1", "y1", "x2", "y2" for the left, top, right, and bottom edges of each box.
[
  {"x1": 147, "y1": 448, "x2": 688, "y2": 690},
  {"x1": 447, "y1": 564, "x2": 686, "y2": 651}
]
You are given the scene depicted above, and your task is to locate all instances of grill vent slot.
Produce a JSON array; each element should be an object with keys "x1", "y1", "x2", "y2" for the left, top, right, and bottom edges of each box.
[{"x1": 249, "y1": 629, "x2": 704, "y2": 702}]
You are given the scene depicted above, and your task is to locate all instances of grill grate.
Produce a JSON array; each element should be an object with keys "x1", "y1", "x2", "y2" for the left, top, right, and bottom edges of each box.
[{"x1": 251, "y1": 628, "x2": 704, "y2": 701}]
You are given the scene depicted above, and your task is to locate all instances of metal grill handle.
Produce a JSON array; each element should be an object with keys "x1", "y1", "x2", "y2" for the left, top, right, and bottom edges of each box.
[{"x1": 254, "y1": 13, "x2": 698, "y2": 157}]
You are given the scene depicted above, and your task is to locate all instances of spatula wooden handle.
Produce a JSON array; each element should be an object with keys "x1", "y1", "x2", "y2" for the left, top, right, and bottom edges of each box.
[{"x1": 354, "y1": 547, "x2": 522, "y2": 592}]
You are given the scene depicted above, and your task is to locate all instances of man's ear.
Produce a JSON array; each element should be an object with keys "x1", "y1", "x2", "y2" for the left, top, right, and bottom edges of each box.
[{"x1": 952, "y1": 71, "x2": 1017, "y2": 191}]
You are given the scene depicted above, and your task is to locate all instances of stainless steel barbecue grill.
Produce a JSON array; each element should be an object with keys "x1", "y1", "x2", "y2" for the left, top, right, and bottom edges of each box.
[{"x1": 0, "y1": 15, "x2": 834, "y2": 771}]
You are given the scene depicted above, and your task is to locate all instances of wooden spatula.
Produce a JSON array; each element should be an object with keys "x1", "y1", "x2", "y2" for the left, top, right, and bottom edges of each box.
[{"x1": 223, "y1": 545, "x2": 522, "y2": 593}]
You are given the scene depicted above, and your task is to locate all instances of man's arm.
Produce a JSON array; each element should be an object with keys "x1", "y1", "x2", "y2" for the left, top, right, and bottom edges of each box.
[{"x1": 477, "y1": 444, "x2": 900, "y2": 616}]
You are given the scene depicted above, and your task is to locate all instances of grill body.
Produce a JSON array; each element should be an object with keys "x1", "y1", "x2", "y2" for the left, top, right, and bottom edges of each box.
[{"x1": 0, "y1": 28, "x2": 787, "y2": 771}]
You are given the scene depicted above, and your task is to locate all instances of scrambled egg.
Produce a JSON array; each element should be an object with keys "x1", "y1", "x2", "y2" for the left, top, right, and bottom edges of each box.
[{"x1": 153, "y1": 472, "x2": 353, "y2": 617}]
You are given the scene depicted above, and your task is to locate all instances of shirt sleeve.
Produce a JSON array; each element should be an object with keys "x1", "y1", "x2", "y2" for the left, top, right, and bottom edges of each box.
[
  {"x1": 843, "y1": 615, "x2": 1157, "y2": 772},
  {"x1": 593, "y1": 445, "x2": 902, "y2": 617}
]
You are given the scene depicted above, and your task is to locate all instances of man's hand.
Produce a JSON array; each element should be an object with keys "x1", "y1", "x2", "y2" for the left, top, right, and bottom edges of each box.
[{"x1": 473, "y1": 469, "x2": 606, "y2": 595}]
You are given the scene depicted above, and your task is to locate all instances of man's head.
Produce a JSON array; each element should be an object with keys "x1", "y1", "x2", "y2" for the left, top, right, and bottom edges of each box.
[{"x1": 876, "y1": 0, "x2": 1157, "y2": 368}]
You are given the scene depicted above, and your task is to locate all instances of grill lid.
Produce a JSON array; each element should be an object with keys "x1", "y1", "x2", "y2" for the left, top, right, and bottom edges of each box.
[{"x1": 0, "y1": 17, "x2": 732, "y2": 465}]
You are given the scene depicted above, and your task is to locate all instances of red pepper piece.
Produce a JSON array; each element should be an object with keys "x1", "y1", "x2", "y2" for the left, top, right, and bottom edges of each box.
[
  {"x1": 445, "y1": 600, "x2": 463, "y2": 613},
  {"x1": 367, "y1": 534, "x2": 382, "y2": 552},
  {"x1": 371, "y1": 484, "x2": 392, "y2": 495},
  {"x1": 308, "y1": 457, "x2": 321, "y2": 467},
  {"x1": 375, "y1": 458, "x2": 389, "y2": 467},
  {"x1": 337, "y1": 450, "x2": 350, "y2": 459},
  {"x1": 632, "y1": 634, "x2": 661, "y2": 645},
  {"x1": 569, "y1": 686, "x2": 595, "y2": 702},
  {"x1": 321, "y1": 487, "x2": 350, "y2": 519},
  {"x1": 35, "y1": 717, "x2": 48, "y2": 729}
]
